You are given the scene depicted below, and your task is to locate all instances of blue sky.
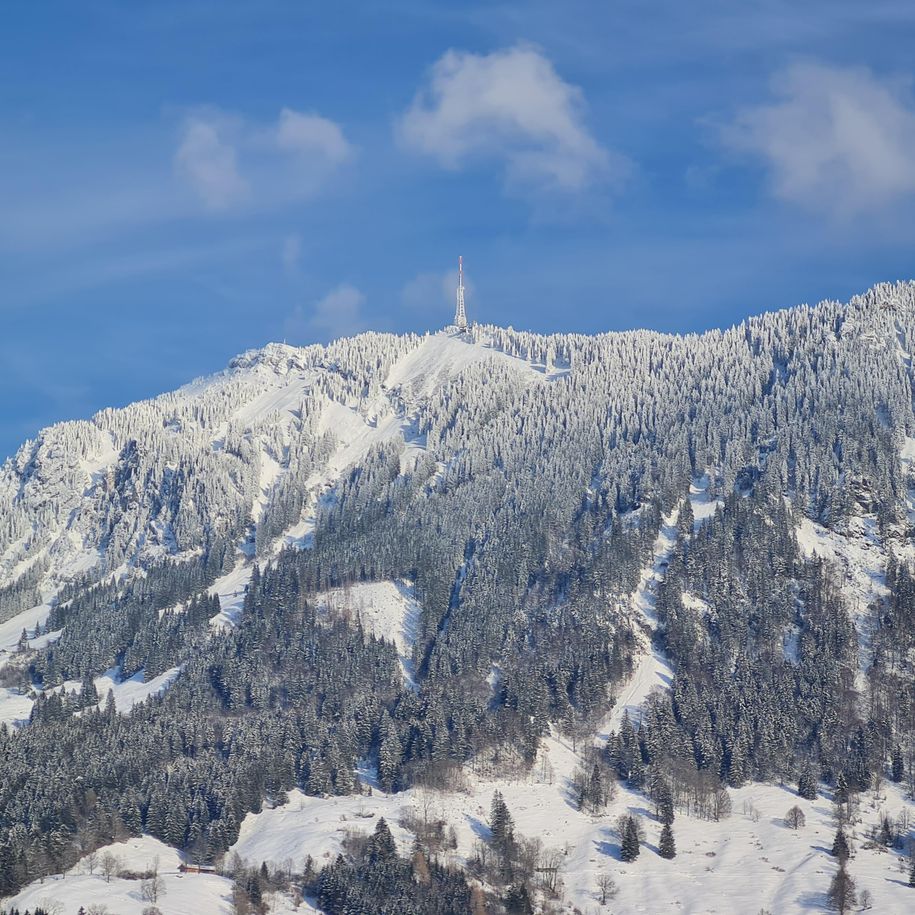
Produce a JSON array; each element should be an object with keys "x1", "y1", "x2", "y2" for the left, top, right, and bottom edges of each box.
[{"x1": 3, "y1": 1, "x2": 915, "y2": 458}]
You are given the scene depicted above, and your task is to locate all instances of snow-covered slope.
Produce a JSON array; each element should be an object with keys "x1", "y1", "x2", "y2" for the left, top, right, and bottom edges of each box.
[
  {"x1": 0, "y1": 329, "x2": 550, "y2": 661},
  {"x1": 220, "y1": 729, "x2": 915, "y2": 914},
  {"x1": 7, "y1": 836, "x2": 238, "y2": 915}
]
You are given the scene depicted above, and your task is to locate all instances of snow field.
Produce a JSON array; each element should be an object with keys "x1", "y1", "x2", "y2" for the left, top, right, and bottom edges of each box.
[{"x1": 5, "y1": 835, "x2": 319, "y2": 915}]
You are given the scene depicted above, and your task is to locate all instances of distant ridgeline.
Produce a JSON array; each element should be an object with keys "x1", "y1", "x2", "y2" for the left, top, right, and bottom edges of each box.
[{"x1": 2, "y1": 282, "x2": 915, "y2": 905}]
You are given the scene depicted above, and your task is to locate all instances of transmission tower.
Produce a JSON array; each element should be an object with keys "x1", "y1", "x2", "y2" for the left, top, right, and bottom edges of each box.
[{"x1": 454, "y1": 256, "x2": 467, "y2": 329}]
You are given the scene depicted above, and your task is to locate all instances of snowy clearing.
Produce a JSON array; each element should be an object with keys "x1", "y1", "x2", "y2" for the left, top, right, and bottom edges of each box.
[
  {"x1": 689, "y1": 472, "x2": 723, "y2": 528},
  {"x1": 94, "y1": 665, "x2": 182, "y2": 714},
  {"x1": 0, "y1": 686, "x2": 33, "y2": 729},
  {"x1": 5, "y1": 836, "x2": 235, "y2": 915},
  {"x1": 384, "y1": 331, "x2": 550, "y2": 399},
  {"x1": 313, "y1": 579, "x2": 421, "y2": 689},
  {"x1": 209, "y1": 560, "x2": 254, "y2": 628}
]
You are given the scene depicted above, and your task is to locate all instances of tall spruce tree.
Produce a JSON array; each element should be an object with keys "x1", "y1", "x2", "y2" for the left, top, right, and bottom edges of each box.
[
  {"x1": 620, "y1": 816, "x2": 640, "y2": 862},
  {"x1": 659, "y1": 823, "x2": 676, "y2": 859}
]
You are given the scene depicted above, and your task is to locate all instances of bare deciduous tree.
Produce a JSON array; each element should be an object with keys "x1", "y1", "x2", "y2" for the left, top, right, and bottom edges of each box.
[
  {"x1": 597, "y1": 874, "x2": 618, "y2": 904},
  {"x1": 100, "y1": 851, "x2": 120, "y2": 883},
  {"x1": 141, "y1": 873, "x2": 166, "y2": 904},
  {"x1": 785, "y1": 805, "x2": 806, "y2": 829},
  {"x1": 83, "y1": 848, "x2": 99, "y2": 875}
]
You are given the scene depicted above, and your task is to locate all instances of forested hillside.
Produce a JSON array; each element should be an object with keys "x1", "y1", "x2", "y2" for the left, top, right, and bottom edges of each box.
[{"x1": 3, "y1": 281, "x2": 915, "y2": 911}]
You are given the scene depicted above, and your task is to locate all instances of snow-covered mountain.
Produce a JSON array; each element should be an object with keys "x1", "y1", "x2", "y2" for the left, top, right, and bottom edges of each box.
[
  {"x1": 4, "y1": 281, "x2": 915, "y2": 913},
  {"x1": 0, "y1": 329, "x2": 563, "y2": 642}
]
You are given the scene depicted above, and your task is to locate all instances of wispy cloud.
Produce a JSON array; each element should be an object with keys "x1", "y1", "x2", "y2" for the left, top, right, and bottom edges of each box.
[
  {"x1": 276, "y1": 108, "x2": 354, "y2": 166},
  {"x1": 284, "y1": 283, "x2": 368, "y2": 342},
  {"x1": 397, "y1": 44, "x2": 626, "y2": 195},
  {"x1": 723, "y1": 61, "x2": 915, "y2": 217},
  {"x1": 175, "y1": 115, "x2": 249, "y2": 210},
  {"x1": 175, "y1": 106, "x2": 355, "y2": 211}
]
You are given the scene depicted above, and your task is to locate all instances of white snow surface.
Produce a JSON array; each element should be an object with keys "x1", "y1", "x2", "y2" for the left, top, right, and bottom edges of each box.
[
  {"x1": 5, "y1": 835, "x2": 317, "y2": 914},
  {"x1": 0, "y1": 601, "x2": 52, "y2": 666},
  {"x1": 231, "y1": 789, "x2": 413, "y2": 869},
  {"x1": 689, "y1": 472, "x2": 723, "y2": 527},
  {"x1": 384, "y1": 330, "x2": 548, "y2": 398},
  {"x1": 94, "y1": 665, "x2": 182, "y2": 714},
  {"x1": 0, "y1": 686, "x2": 33, "y2": 729},
  {"x1": 209, "y1": 559, "x2": 255, "y2": 628},
  {"x1": 313, "y1": 579, "x2": 422, "y2": 689},
  {"x1": 604, "y1": 511, "x2": 678, "y2": 735},
  {"x1": 5, "y1": 836, "x2": 234, "y2": 914},
  {"x1": 225, "y1": 729, "x2": 915, "y2": 914}
]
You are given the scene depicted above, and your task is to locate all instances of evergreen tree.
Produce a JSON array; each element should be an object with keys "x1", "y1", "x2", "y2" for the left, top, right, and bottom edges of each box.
[
  {"x1": 369, "y1": 817, "x2": 397, "y2": 862},
  {"x1": 892, "y1": 746, "x2": 905, "y2": 784},
  {"x1": 831, "y1": 827, "x2": 850, "y2": 863},
  {"x1": 656, "y1": 781, "x2": 675, "y2": 826},
  {"x1": 490, "y1": 790, "x2": 515, "y2": 853},
  {"x1": 80, "y1": 673, "x2": 99, "y2": 709},
  {"x1": 620, "y1": 816, "x2": 640, "y2": 862},
  {"x1": 659, "y1": 823, "x2": 676, "y2": 859},
  {"x1": 504, "y1": 883, "x2": 534, "y2": 914},
  {"x1": 797, "y1": 766, "x2": 818, "y2": 801},
  {"x1": 827, "y1": 863, "x2": 857, "y2": 913}
]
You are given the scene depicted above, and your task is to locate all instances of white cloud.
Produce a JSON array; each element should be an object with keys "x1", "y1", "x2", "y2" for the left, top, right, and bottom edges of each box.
[
  {"x1": 284, "y1": 283, "x2": 367, "y2": 342},
  {"x1": 724, "y1": 62, "x2": 915, "y2": 216},
  {"x1": 398, "y1": 45, "x2": 623, "y2": 194},
  {"x1": 174, "y1": 116, "x2": 248, "y2": 210},
  {"x1": 276, "y1": 108, "x2": 354, "y2": 165},
  {"x1": 175, "y1": 107, "x2": 354, "y2": 211}
]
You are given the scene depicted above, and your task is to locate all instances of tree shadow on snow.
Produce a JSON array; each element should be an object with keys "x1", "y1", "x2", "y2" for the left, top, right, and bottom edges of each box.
[
  {"x1": 595, "y1": 838, "x2": 623, "y2": 861},
  {"x1": 795, "y1": 890, "x2": 830, "y2": 910},
  {"x1": 466, "y1": 814, "x2": 491, "y2": 842}
]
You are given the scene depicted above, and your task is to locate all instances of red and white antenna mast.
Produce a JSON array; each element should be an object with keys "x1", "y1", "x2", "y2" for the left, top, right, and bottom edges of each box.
[{"x1": 454, "y1": 255, "x2": 467, "y2": 329}]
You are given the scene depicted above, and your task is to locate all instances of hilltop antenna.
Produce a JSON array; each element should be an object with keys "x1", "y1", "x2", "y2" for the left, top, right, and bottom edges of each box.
[{"x1": 454, "y1": 255, "x2": 467, "y2": 330}]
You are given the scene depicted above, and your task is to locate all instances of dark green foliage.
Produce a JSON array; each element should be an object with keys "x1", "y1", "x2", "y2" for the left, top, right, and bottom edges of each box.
[
  {"x1": 369, "y1": 818, "x2": 398, "y2": 863},
  {"x1": 315, "y1": 849, "x2": 472, "y2": 914},
  {"x1": 504, "y1": 883, "x2": 535, "y2": 914},
  {"x1": 831, "y1": 828, "x2": 850, "y2": 862},
  {"x1": 655, "y1": 780, "x2": 675, "y2": 825},
  {"x1": 7, "y1": 284, "x2": 915, "y2": 904},
  {"x1": 490, "y1": 790, "x2": 515, "y2": 854},
  {"x1": 827, "y1": 863, "x2": 857, "y2": 913},
  {"x1": 798, "y1": 766, "x2": 818, "y2": 800},
  {"x1": 659, "y1": 823, "x2": 676, "y2": 859},
  {"x1": 892, "y1": 746, "x2": 904, "y2": 784},
  {"x1": 620, "y1": 815, "x2": 640, "y2": 862}
]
